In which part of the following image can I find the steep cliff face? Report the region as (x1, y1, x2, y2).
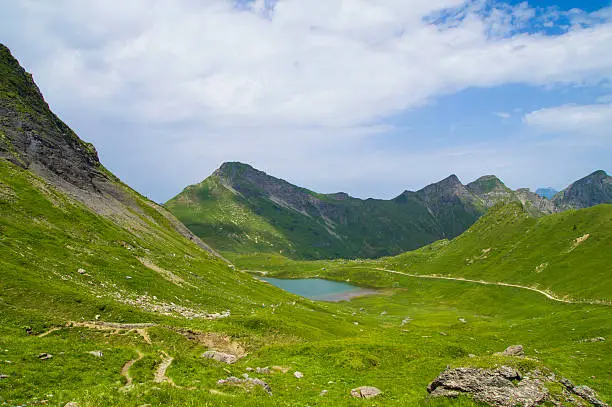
(0, 44, 102, 191)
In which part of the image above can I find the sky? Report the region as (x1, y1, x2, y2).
(1, 0, 611, 202)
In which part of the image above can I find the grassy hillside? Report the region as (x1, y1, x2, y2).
(165, 167, 445, 259)
(378, 202, 612, 302)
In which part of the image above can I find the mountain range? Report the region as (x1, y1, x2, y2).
(165, 162, 611, 259)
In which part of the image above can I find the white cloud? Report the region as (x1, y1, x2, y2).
(5, 1, 612, 128)
(524, 103, 612, 137)
(495, 112, 511, 119)
(1, 1, 611, 201)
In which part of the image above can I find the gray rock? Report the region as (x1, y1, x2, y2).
(572, 386, 607, 406)
(427, 366, 547, 407)
(319, 390, 328, 396)
(496, 345, 524, 357)
(202, 350, 237, 364)
(0, 374, 9, 379)
(38, 353, 53, 360)
(88, 350, 103, 357)
(217, 376, 272, 395)
(293, 371, 303, 379)
(350, 386, 382, 399)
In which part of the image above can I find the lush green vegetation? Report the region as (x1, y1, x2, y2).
(2, 159, 611, 406)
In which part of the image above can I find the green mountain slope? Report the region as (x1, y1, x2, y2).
(377, 202, 612, 302)
(167, 162, 610, 260)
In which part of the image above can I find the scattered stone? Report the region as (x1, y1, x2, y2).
(38, 353, 53, 360)
(320, 390, 328, 396)
(64, 403, 79, 407)
(0, 374, 9, 379)
(217, 376, 272, 395)
(88, 351, 103, 357)
(439, 332, 448, 336)
(255, 367, 270, 374)
(294, 371, 304, 379)
(459, 318, 467, 323)
(468, 354, 476, 358)
(350, 386, 382, 399)
(495, 345, 525, 357)
(400, 317, 412, 326)
(202, 350, 237, 364)
(77, 268, 86, 275)
(271, 366, 290, 373)
(353, 322, 359, 325)
(380, 311, 387, 315)
(578, 337, 606, 343)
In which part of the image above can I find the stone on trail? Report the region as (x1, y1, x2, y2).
(351, 386, 382, 399)
(496, 345, 525, 357)
(202, 350, 237, 364)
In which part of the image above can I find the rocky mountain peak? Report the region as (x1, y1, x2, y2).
(553, 169, 611, 209)
(0, 43, 102, 190)
(416, 174, 471, 202)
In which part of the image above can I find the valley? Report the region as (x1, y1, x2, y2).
(0, 41, 610, 407)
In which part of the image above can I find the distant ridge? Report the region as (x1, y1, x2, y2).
(166, 162, 611, 259)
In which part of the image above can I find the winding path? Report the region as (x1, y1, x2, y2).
(154, 351, 175, 385)
(372, 268, 610, 306)
(120, 349, 144, 388)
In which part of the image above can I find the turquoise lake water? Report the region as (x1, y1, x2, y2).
(261, 278, 377, 302)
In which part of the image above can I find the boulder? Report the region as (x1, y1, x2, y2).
(202, 350, 237, 364)
(496, 345, 524, 357)
(350, 386, 382, 399)
(427, 366, 547, 407)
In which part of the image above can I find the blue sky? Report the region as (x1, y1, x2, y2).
(1, 0, 611, 201)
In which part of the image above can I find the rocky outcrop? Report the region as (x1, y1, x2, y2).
(217, 376, 272, 395)
(427, 366, 547, 407)
(428, 365, 608, 407)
